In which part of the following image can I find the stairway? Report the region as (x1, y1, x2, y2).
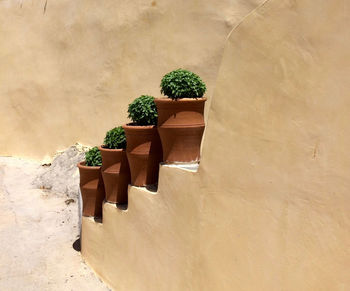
(81, 162, 201, 291)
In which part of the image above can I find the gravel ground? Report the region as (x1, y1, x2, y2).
(0, 157, 109, 291)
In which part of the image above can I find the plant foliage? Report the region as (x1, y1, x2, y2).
(127, 95, 158, 126)
(103, 126, 126, 149)
(85, 146, 102, 166)
(160, 69, 206, 99)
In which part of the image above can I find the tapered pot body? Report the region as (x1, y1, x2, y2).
(99, 146, 130, 204)
(155, 98, 207, 163)
(77, 162, 105, 217)
(122, 125, 162, 187)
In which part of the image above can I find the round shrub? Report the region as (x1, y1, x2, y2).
(160, 69, 206, 99)
(103, 126, 126, 149)
(127, 95, 158, 126)
(85, 147, 102, 166)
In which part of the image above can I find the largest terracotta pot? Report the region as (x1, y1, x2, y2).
(122, 124, 162, 187)
(154, 98, 207, 163)
(98, 146, 130, 204)
(77, 162, 105, 217)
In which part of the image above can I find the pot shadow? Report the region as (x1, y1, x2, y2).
(117, 203, 128, 210)
(72, 237, 81, 252)
(146, 183, 158, 193)
(94, 217, 102, 224)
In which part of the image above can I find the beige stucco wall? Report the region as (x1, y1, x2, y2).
(0, 0, 264, 159)
(82, 0, 350, 290)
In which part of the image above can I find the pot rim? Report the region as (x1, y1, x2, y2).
(77, 161, 101, 170)
(98, 145, 125, 152)
(122, 123, 157, 130)
(155, 97, 207, 102)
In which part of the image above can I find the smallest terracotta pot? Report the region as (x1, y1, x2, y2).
(77, 161, 105, 217)
(98, 146, 130, 204)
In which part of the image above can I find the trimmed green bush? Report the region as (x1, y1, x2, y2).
(127, 95, 158, 126)
(85, 147, 102, 166)
(103, 126, 126, 149)
(160, 69, 206, 99)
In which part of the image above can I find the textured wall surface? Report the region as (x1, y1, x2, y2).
(0, 0, 264, 159)
(198, 0, 350, 289)
(82, 0, 350, 290)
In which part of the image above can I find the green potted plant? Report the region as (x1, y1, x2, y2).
(77, 147, 105, 217)
(155, 69, 207, 163)
(98, 126, 130, 204)
(122, 95, 162, 187)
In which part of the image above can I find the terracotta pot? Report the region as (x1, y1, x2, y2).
(154, 97, 207, 163)
(77, 161, 105, 217)
(98, 146, 130, 204)
(122, 124, 163, 186)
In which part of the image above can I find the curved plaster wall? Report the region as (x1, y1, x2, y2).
(0, 0, 264, 159)
(82, 0, 350, 290)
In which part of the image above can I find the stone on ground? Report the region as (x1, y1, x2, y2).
(33, 143, 90, 198)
